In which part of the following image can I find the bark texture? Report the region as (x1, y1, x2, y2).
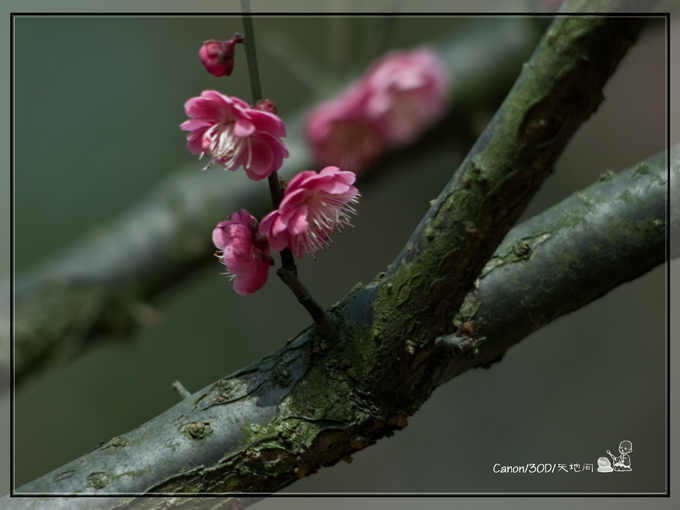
(7, 143, 670, 509)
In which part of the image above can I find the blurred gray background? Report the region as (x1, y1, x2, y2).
(2, 1, 678, 509)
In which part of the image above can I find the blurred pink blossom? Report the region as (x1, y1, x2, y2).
(199, 35, 243, 77)
(259, 166, 359, 258)
(305, 86, 386, 173)
(362, 47, 448, 144)
(213, 209, 274, 295)
(305, 47, 448, 172)
(180, 90, 289, 181)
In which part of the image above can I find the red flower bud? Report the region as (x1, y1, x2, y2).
(199, 34, 244, 77)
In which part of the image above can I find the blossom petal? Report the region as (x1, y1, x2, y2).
(249, 110, 287, 138)
(184, 94, 224, 120)
(241, 136, 276, 181)
(186, 128, 207, 155)
(234, 118, 256, 137)
(288, 205, 309, 235)
(232, 259, 270, 295)
(180, 119, 212, 131)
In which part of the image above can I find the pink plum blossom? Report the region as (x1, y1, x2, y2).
(304, 47, 448, 172)
(180, 90, 289, 181)
(199, 35, 244, 77)
(305, 85, 387, 173)
(361, 47, 448, 144)
(259, 166, 359, 258)
(213, 209, 274, 295)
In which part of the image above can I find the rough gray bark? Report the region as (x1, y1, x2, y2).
(439, 145, 672, 384)
(337, 6, 646, 414)
(7, 144, 670, 510)
(4, 4, 665, 508)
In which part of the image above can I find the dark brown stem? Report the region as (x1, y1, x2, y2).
(276, 267, 329, 327)
(239, 0, 262, 105)
(241, 0, 328, 326)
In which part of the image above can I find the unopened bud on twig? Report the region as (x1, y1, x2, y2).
(199, 34, 244, 77)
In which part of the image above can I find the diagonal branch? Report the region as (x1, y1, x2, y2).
(439, 145, 672, 384)
(335, 3, 645, 412)
(7, 143, 670, 510)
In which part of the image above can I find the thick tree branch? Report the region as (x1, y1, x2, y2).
(6, 143, 669, 509)
(4, 6, 663, 506)
(4, 16, 547, 386)
(337, 4, 645, 413)
(438, 145, 672, 384)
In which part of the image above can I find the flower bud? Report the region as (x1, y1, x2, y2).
(254, 99, 277, 115)
(199, 34, 244, 77)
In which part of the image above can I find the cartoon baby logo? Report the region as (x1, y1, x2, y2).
(603, 440, 633, 472)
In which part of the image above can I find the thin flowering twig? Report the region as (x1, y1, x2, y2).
(240, 1, 284, 209)
(276, 268, 329, 325)
(239, 0, 261, 104)
(8, 15, 548, 386)
(240, 0, 329, 326)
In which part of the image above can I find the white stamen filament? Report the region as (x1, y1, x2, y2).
(203, 122, 248, 171)
(246, 137, 253, 169)
(295, 191, 359, 257)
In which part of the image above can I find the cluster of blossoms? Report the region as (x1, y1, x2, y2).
(181, 60, 359, 294)
(182, 42, 445, 296)
(305, 47, 449, 172)
(208, 166, 358, 295)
